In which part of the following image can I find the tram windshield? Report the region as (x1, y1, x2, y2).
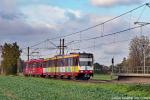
(79, 61, 92, 66)
(79, 53, 93, 66)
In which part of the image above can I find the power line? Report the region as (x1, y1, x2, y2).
(66, 23, 150, 46)
(66, 38, 131, 53)
(83, 24, 149, 41)
(30, 39, 58, 48)
(31, 23, 150, 55)
(29, 3, 150, 48)
(80, 39, 131, 50)
(55, 3, 147, 39)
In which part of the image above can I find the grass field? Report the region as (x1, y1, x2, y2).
(0, 75, 150, 100)
(92, 74, 112, 80)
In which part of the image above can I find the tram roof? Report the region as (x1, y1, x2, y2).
(44, 52, 93, 61)
(45, 53, 80, 60)
(26, 52, 93, 62)
(26, 59, 44, 63)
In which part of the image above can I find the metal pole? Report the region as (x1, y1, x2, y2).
(111, 57, 114, 79)
(112, 57, 114, 73)
(144, 47, 145, 74)
(62, 39, 65, 55)
(27, 47, 30, 61)
(60, 39, 62, 55)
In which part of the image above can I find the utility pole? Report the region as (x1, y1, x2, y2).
(27, 47, 30, 61)
(112, 57, 114, 74)
(111, 57, 114, 79)
(62, 39, 65, 55)
(143, 44, 146, 74)
(57, 39, 66, 55)
(60, 39, 62, 55)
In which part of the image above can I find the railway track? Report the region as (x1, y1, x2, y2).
(46, 77, 112, 83)
(73, 79, 111, 83)
(25, 75, 114, 83)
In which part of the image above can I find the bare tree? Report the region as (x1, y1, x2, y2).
(129, 35, 150, 72)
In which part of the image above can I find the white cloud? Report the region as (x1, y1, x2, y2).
(91, 0, 142, 7)
(22, 5, 82, 29)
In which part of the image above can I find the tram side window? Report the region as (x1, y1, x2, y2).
(39, 62, 43, 67)
(68, 58, 73, 66)
(28, 63, 30, 68)
(63, 59, 65, 66)
(57, 59, 60, 67)
(26, 63, 29, 68)
(43, 62, 47, 68)
(45, 61, 49, 68)
(36, 62, 39, 68)
(30, 63, 32, 68)
(51, 60, 55, 67)
(26, 63, 28, 67)
(30, 63, 33, 68)
(28, 63, 31, 68)
(59, 59, 61, 66)
(59, 59, 62, 67)
(48, 60, 51, 67)
(31, 63, 33, 68)
(64, 58, 69, 66)
(56, 59, 58, 67)
(58, 59, 61, 67)
(35, 62, 37, 68)
(43, 61, 47, 68)
(37, 62, 42, 68)
(68, 58, 71, 66)
(67, 58, 69, 66)
(33, 62, 36, 68)
(73, 57, 79, 66)
(60, 59, 64, 66)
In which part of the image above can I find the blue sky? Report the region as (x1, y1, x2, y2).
(20, 0, 147, 13)
(18, 0, 148, 15)
(0, 0, 150, 65)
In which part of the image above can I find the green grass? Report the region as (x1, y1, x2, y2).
(92, 74, 115, 80)
(0, 75, 150, 100)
